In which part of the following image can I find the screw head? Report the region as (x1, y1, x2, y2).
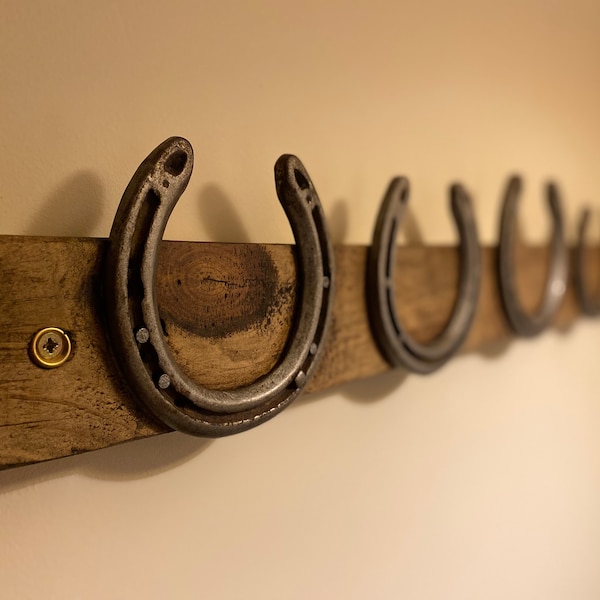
(29, 327, 72, 369)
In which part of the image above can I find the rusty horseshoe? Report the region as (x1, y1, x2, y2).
(104, 137, 334, 436)
(366, 177, 481, 373)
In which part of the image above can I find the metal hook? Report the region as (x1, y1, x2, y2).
(575, 208, 600, 316)
(366, 177, 481, 374)
(498, 176, 568, 336)
(104, 137, 334, 436)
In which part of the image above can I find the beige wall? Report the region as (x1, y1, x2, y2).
(2, 1, 600, 598)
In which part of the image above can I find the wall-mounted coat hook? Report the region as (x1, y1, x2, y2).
(498, 176, 568, 336)
(0, 138, 598, 469)
(366, 177, 481, 373)
(104, 137, 334, 436)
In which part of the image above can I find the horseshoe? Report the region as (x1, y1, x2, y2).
(575, 208, 600, 316)
(104, 137, 334, 436)
(498, 176, 568, 336)
(366, 177, 481, 374)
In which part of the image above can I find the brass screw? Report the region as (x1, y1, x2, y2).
(29, 327, 72, 369)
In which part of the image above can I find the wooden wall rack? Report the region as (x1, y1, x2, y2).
(0, 236, 595, 470)
(1, 137, 598, 471)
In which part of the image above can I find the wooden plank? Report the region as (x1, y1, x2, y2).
(0, 235, 597, 469)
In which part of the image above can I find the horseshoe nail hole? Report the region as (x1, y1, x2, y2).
(160, 317, 169, 337)
(385, 218, 399, 279)
(310, 343, 318, 355)
(164, 150, 188, 176)
(323, 276, 330, 289)
(306, 194, 313, 204)
(294, 169, 310, 190)
(162, 179, 170, 188)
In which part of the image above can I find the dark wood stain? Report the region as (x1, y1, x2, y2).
(157, 242, 290, 339)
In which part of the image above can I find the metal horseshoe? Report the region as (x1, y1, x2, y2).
(498, 176, 568, 336)
(104, 137, 334, 437)
(366, 177, 481, 374)
(575, 208, 600, 316)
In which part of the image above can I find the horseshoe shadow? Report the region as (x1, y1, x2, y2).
(26, 171, 105, 237)
(0, 433, 213, 492)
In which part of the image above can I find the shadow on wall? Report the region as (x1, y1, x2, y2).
(296, 368, 409, 409)
(399, 206, 425, 245)
(196, 183, 251, 243)
(0, 433, 213, 492)
(196, 184, 353, 245)
(0, 171, 521, 491)
(26, 171, 105, 237)
(327, 199, 349, 244)
(0, 369, 412, 493)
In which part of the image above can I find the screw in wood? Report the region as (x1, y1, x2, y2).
(29, 327, 72, 369)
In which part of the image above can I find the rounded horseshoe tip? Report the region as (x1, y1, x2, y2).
(546, 182, 562, 216)
(508, 175, 522, 196)
(450, 184, 471, 214)
(274, 154, 315, 206)
(388, 177, 410, 207)
(144, 136, 194, 177)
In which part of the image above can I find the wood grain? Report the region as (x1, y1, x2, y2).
(0, 235, 597, 469)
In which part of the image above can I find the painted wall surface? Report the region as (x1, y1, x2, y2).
(2, 1, 600, 598)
